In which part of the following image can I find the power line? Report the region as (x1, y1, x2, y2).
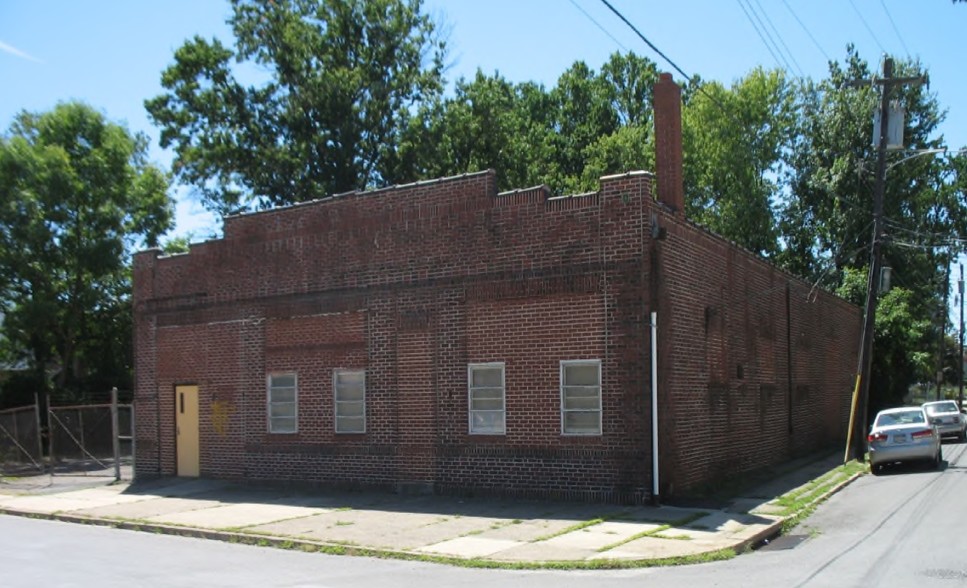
(735, 0, 788, 73)
(848, 0, 887, 54)
(567, 0, 628, 52)
(751, 0, 805, 78)
(597, 0, 692, 83)
(741, 0, 804, 78)
(806, 222, 875, 302)
(596, 0, 741, 125)
(781, 0, 830, 62)
(878, 0, 911, 59)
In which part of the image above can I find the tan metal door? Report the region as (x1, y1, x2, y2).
(175, 385, 200, 477)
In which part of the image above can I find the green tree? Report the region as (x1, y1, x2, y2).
(836, 268, 932, 409)
(546, 60, 620, 194)
(407, 52, 660, 195)
(398, 71, 555, 191)
(781, 47, 966, 405)
(146, 0, 446, 216)
(681, 68, 796, 256)
(578, 52, 659, 191)
(0, 102, 172, 403)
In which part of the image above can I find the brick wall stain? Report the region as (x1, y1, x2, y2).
(133, 169, 859, 503)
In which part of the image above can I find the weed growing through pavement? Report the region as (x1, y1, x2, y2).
(597, 511, 710, 551)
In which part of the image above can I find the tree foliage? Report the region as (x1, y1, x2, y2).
(146, 0, 446, 216)
(402, 52, 660, 195)
(143, 0, 964, 413)
(0, 102, 173, 403)
(781, 47, 966, 407)
(682, 68, 796, 256)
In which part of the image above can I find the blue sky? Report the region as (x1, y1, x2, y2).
(1, 0, 965, 244)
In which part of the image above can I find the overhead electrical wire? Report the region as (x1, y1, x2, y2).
(882, 219, 955, 243)
(597, 0, 692, 83)
(739, 0, 804, 78)
(848, 0, 887, 54)
(735, 0, 789, 74)
(878, 0, 911, 59)
(567, 0, 628, 52)
(596, 0, 735, 117)
(806, 222, 875, 301)
(751, 0, 804, 78)
(781, 0, 830, 62)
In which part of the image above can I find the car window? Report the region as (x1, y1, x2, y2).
(875, 414, 896, 427)
(878, 410, 924, 426)
(925, 402, 958, 415)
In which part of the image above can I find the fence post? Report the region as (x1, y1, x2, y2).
(111, 387, 120, 481)
(33, 392, 43, 472)
(78, 406, 85, 459)
(46, 393, 54, 474)
(131, 398, 137, 480)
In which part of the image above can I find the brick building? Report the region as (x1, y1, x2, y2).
(133, 75, 860, 502)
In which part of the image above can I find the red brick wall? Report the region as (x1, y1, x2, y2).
(133, 168, 858, 502)
(651, 210, 860, 495)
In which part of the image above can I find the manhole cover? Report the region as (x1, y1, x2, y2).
(757, 534, 808, 551)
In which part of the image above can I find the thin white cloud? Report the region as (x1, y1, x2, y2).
(0, 40, 42, 63)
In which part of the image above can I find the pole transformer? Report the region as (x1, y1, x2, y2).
(844, 57, 927, 462)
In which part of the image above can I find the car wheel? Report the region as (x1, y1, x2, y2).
(960, 429, 966, 443)
(933, 447, 943, 470)
(871, 463, 883, 476)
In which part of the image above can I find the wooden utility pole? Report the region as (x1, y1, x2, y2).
(938, 257, 951, 400)
(959, 264, 964, 410)
(845, 57, 928, 462)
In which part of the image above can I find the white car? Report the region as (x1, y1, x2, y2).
(868, 407, 942, 475)
(922, 400, 967, 441)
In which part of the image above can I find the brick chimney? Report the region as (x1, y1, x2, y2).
(653, 73, 684, 214)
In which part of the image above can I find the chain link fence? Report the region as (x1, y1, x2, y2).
(48, 389, 133, 478)
(0, 389, 133, 479)
(0, 403, 44, 474)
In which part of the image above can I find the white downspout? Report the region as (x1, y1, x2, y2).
(651, 311, 660, 503)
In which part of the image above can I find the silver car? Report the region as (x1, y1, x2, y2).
(922, 400, 967, 441)
(868, 407, 942, 475)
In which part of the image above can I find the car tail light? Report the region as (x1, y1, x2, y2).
(868, 432, 888, 442)
(911, 429, 935, 439)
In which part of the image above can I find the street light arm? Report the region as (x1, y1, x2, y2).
(886, 148, 948, 172)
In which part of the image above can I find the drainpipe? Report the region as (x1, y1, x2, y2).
(651, 311, 660, 504)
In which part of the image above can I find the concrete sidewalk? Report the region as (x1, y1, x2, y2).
(0, 453, 861, 568)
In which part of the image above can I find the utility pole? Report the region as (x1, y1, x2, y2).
(938, 256, 951, 400)
(959, 264, 964, 411)
(844, 57, 927, 462)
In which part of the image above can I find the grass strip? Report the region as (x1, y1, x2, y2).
(597, 511, 710, 552)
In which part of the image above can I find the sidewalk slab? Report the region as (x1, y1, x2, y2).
(74, 496, 222, 520)
(597, 535, 721, 560)
(541, 520, 664, 550)
(0, 451, 863, 569)
(417, 536, 526, 558)
(0, 487, 152, 514)
(144, 502, 327, 529)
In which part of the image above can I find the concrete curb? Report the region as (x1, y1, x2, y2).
(0, 507, 421, 562)
(0, 505, 736, 569)
(0, 468, 867, 569)
(738, 469, 865, 552)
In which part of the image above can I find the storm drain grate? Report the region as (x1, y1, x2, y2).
(922, 569, 967, 580)
(757, 534, 808, 551)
